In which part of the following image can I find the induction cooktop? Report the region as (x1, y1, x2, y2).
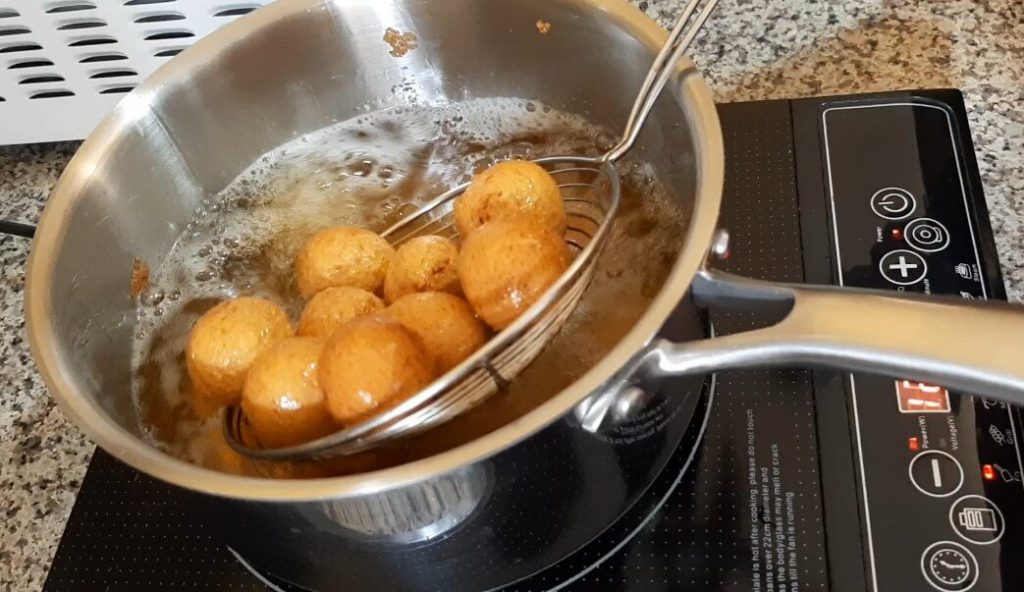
(40, 89, 1022, 592)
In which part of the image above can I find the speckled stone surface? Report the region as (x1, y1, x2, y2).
(1, 1, 1023, 590)
(662, 0, 1024, 300)
(0, 143, 93, 592)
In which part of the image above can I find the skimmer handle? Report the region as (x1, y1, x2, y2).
(604, 0, 719, 163)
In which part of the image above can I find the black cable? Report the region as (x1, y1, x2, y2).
(0, 220, 36, 239)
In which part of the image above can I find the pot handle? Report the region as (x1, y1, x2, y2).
(641, 269, 1024, 404)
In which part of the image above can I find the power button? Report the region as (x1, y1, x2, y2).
(871, 187, 917, 220)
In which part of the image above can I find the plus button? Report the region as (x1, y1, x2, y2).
(879, 250, 928, 286)
(889, 256, 919, 278)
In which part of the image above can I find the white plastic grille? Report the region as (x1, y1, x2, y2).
(0, 0, 272, 145)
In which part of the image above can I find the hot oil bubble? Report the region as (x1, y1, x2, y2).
(394, 202, 420, 220)
(596, 130, 618, 153)
(507, 143, 536, 161)
(472, 156, 497, 175)
(346, 158, 377, 177)
(140, 288, 165, 307)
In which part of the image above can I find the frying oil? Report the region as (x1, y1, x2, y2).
(132, 98, 688, 478)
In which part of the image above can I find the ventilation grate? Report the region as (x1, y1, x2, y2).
(88, 68, 136, 78)
(99, 84, 134, 93)
(143, 29, 194, 40)
(8, 58, 56, 68)
(57, 19, 109, 30)
(134, 12, 186, 23)
(0, 42, 44, 53)
(20, 74, 66, 84)
(31, 89, 75, 98)
(214, 6, 260, 18)
(0, 25, 32, 36)
(0, 0, 274, 145)
(68, 36, 116, 46)
(78, 52, 127, 62)
(45, 3, 98, 14)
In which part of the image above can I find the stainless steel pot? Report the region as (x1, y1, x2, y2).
(24, 0, 1024, 585)
(27, 0, 723, 501)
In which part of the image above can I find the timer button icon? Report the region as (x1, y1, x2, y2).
(871, 187, 917, 220)
(921, 541, 978, 591)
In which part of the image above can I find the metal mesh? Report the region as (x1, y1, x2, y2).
(226, 156, 621, 459)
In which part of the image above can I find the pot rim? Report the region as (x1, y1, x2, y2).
(25, 0, 724, 502)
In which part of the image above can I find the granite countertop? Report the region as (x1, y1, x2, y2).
(2, 0, 1022, 590)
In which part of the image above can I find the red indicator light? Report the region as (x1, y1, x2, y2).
(908, 437, 920, 451)
(983, 464, 997, 481)
(891, 228, 903, 240)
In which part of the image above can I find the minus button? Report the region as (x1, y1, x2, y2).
(909, 450, 964, 498)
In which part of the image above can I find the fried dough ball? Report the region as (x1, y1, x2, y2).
(458, 219, 571, 330)
(383, 235, 461, 303)
(297, 287, 384, 338)
(318, 315, 435, 425)
(295, 226, 395, 298)
(241, 337, 337, 449)
(386, 292, 488, 373)
(186, 297, 293, 409)
(454, 160, 565, 236)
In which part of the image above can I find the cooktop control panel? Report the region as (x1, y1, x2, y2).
(823, 102, 988, 298)
(805, 92, 1023, 591)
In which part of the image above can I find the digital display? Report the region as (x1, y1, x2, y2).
(896, 380, 951, 414)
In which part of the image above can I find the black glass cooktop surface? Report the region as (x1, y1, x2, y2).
(42, 90, 1023, 592)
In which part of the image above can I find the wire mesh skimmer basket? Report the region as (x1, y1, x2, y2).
(224, 0, 719, 460)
